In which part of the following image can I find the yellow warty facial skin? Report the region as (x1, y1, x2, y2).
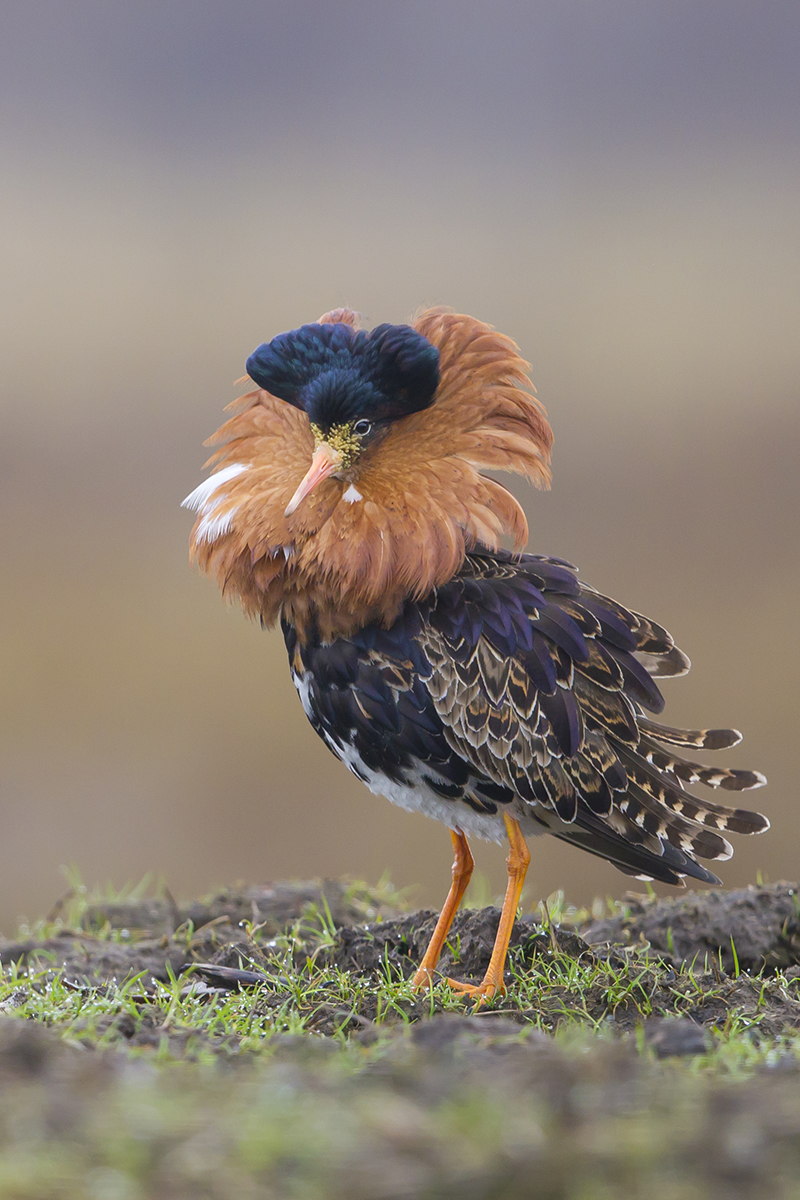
(310, 422, 364, 469)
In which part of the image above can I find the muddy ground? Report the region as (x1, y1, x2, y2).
(3, 882, 800, 1197)
(3, 1007, 800, 1199)
(2, 880, 800, 1050)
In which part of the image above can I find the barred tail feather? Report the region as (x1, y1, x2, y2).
(613, 744, 769, 840)
(617, 782, 734, 862)
(640, 735, 767, 792)
(638, 717, 743, 751)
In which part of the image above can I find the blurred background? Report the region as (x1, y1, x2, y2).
(1, 1, 798, 931)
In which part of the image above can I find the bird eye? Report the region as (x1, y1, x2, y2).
(353, 419, 372, 437)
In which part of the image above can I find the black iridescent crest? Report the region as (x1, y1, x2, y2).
(246, 322, 440, 431)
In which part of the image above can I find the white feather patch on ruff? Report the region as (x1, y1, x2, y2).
(182, 463, 247, 543)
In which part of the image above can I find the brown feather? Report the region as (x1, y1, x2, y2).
(189, 310, 553, 639)
(317, 307, 360, 327)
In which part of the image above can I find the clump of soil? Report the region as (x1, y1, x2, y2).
(582, 882, 800, 974)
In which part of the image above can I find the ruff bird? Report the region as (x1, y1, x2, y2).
(184, 307, 768, 1000)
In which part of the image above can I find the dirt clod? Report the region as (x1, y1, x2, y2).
(644, 1017, 709, 1058)
(582, 882, 800, 974)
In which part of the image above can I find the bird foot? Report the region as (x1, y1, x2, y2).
(411, 969, 506, 1006)
(441, 976, 507, 1006)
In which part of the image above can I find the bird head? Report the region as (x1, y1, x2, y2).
(245, 319, 441, 517)
(184, 308, 553, 639)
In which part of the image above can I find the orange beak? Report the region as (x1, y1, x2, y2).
(284, 442, 342, 517)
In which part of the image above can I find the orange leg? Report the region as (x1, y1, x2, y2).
(411, 829, 474, 990)
(444, 813, 531, 1004)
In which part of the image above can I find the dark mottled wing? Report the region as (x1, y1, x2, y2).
(414, 550, 768, 884)
(283, 548, 767, 887)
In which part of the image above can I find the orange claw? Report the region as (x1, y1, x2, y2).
(441, 976, 506, 1004)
